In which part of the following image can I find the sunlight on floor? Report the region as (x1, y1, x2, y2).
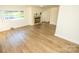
(6, 30, 27, 47)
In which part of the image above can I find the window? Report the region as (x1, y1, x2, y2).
(0, 10, 24, 20)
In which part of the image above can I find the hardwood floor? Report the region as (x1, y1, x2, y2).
(0, 23, 79, 53)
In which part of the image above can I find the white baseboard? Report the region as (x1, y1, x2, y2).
(0, 24, 30, 32)
(50, 22, 56, 26)
(0, 28, 10, 32)
(55, 34, 79, 45)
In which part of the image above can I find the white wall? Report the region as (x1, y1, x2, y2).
(40, 6, 59, 24)
(55, 5, 79, 44)
(41, 8, 50, 22)
(32, 7, 42, 14)
(0, 5, 33, 31)
(28, 6, 34, 25)
(50, 7, 59, 25)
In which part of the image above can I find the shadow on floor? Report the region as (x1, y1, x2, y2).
(0, 45, 3, 53)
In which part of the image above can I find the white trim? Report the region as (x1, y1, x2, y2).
(55, 33, 79, 45)
(50, 23, 56, 26)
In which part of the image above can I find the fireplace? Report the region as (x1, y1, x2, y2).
(34, 16, 40, 24)
(34, 12, 41, 24)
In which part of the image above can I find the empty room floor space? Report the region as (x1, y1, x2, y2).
(0, 23, 79, 53)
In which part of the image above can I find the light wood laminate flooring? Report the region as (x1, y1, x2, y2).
(0, 23, 79, 53)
